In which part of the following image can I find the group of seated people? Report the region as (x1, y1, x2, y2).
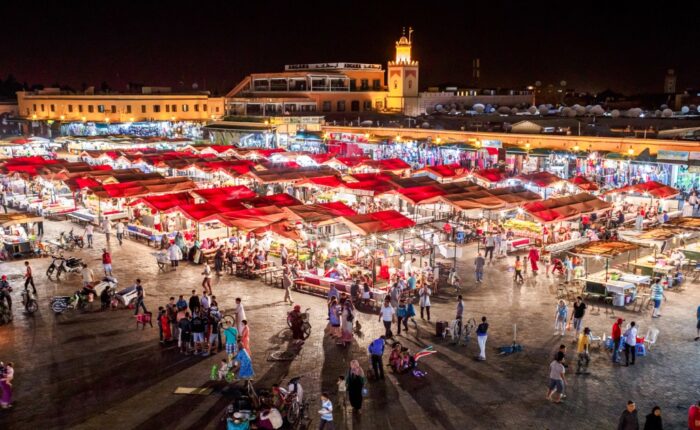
(389, 341, 416, 374)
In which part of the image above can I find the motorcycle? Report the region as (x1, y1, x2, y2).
(286, 307, 311, 339)
(50, 276, 119, 314)
(56, 256, 83, 280)
(68, 229, 85, 249)
(46, 255, 65, 278)
(21, 287, 38, 314)
(50, 290, 88, 314)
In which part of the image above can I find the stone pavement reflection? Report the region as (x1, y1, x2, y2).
(0, 219, 698, 429)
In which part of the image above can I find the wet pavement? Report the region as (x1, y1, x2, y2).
(0, 219, 698, 429)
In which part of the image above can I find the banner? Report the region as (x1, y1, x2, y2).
(657, 150, 688, 162)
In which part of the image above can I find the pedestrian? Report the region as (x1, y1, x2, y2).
(379, 299, 395, 338)
(336, 376, 347, 408)
(178, 312, 192, 354)
(24, 261, 36, 295)
(168, 242, 182, 270)
(484, 233, 495, 262)
(176, 294, 187, 311)
(239, 319, 250, 356)
(115, 220, 125, 246)
(102, 218, 111, 243)
(389, 283, 400, 309)
(191, 311, 206, 355)
(476, 316, 489, 361)
(456, 295, 464, 322)
(234, 297, 246, 333)
(345, 359, 365, 413)
(282, 268, 294, 305)
(201, 260, 212, 294)
(618, 401, 639, 430)
(102, 248, 112, 277)
(396, 297, 409, 335)
(623, 321, 638, 366)
(696, 304, 700, 341)
(80, 263, 94, 288)
(0, 361, 14, 409)
(200, 290, 210, 312)
(418, 284, 431, 321)
(0, 275, 12, 311)
(223, 319, 239, 360)
(570, 296, 587, 340)
(513, 256, 524, 283)
(611, 318, 624, 363)
(528, 245, 540, 273)
(85, 223, 94, 248)
(576, 327, 591, 374)
(650, 278, 666, 318)
(133, 278, 147, 315)
(475, 252, 485, 283)
(368, 335, 386, 380)
(280, 243, 288, 266)
(166, 297, 178, 341)
(318, 392, 335, 430)
(340, 299, 355, 346)
(546, 352, 566, 404)
(643, 406, 663, 430)
(689, 400, 700, 430)
(189, 290, 200, 314)
(554, 299, 568, 336)
(234, 341, 254, 379)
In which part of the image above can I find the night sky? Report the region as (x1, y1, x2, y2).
(4, 1, 700, 95)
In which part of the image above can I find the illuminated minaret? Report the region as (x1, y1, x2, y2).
(386, 27, 419, 114)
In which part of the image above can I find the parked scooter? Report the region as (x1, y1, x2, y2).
(50, 276, 119, 314)
(21, 286, 38, 314)
(50, 290, 88, 314)
(68, 229, 85, 249)
(55, 256, 83, 280)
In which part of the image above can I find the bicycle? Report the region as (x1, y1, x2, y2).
(287, 307, 311, 339)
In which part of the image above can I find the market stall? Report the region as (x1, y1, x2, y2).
(0, 212, 43, 259)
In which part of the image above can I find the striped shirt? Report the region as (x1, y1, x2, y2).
(320, 399, 333, 421)
(651, 284, 664, 300)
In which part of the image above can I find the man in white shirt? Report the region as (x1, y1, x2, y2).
(85, 223, 94, 248)
(623, 321, 638, 366)
(378, 299, 395, 338)
(102, 218, 112, 243)
(115, 221, 125, 246)
(81, 264, 94, 288)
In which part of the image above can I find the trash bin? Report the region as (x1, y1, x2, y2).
(613, 293, 625, 307)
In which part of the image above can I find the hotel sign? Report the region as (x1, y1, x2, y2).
(285, 63, 382, 71)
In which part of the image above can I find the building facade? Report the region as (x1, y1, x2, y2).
(16, 88, 225, 123)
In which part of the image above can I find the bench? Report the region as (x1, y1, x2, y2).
(293, 280, 381, 312)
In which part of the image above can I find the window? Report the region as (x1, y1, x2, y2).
(111, 105, 116, 113)
(126, 105, 132, 114)
(171, 104, 177, 112)
(350, 80, 357, 91)
(203, 104, 207, 111)
(32, 104, 36, 112)
(350, 100, 360, 112)
(165, 105, 170, 112)
(68, 105, 73, 113)
(361, 79, 369, 90)
(372, 79, 381, 90)
(50, 104, 55, 112)
(88, 105, 94, 113)
(393, 80, 398, 89)
(216, 107, 220, 112)
(363, 100, 372, 111)
(182, 104, 189, 112)
(41, 104, 45, 112)
(78, 105, 83, 113)
(97, 105, 105, 113)
(153, 105, 161, 113)
(337, 101, 346, 112)
(141, 105, 146, 113)
(322, 101, 331, 112)
(194, 104, 199, 112)
(408, 80, 412, 89)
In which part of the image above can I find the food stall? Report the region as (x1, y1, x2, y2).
(571, 240, 644, 307)
(0, 212, 43, 259)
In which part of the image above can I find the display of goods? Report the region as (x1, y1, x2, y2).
(503, 219, 542, 234)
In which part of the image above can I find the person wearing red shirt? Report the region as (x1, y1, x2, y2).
(24, 261, 36, 295)
(690, 401, 700, 430)
(102, 249, 113, 277)
(611, 318, 623, 364)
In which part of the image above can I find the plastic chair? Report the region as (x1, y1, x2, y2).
(644, 328, 659, 351)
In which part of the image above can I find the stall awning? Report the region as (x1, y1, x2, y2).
(191, 185, 256, 202)
(569, 176, 599, 191)
(248, 193, 302, 208)
(662, 217, 700, 231)
(471, 168, 508, 184)
(88, 177, 197, 199)
(337, 210, 416, 236)
(356, 158, 411, 172)
(606, 181, 679, 199)
(516, 171, 565, 188)
(522, 193, 612, 224)
(0, 212, 43, 227)
(413, 163, 470, 180)
(244, 166, 338, 184)
(396, 185, 447, 205)
(283, 202, 356, 226)
(253, 221, 302, 242)
(295, 175, 345, 188)
(570, 240, 640, 257)
(209, 206, 289, 230)
(129, 192, 195, 212)
(487, 186, 543, 206)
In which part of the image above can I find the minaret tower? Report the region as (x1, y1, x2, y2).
(387, 27, 419, 114)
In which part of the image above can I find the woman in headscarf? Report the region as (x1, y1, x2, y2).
(328, 296, 341, 338)
(234, 341, 255, 380)
(345, 359, 366, 412)
(340, 298, 355, 346)
(528, 245, 540, 273)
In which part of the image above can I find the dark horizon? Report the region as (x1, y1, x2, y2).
(3, 1, 700, 96)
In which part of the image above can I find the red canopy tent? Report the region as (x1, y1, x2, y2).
(606, 181, 679, 199)
(414, 163, 469, 181)
(208, 206, 289, 230)
(396, 185, 447, 205)
(569, 176, 599, 191)
(248, 193, 302, 208)
(471, 168, 508, 184)
(283, 202, 356, 226)
(295, 176, 345, 189)
(191, 185, 256, 202)
(517, 171, 565, 188)
(338, 210, 416, 236)
(356, 158, 411, 173)
(522, 193, 612, 224)
(129, 192, 195, 212)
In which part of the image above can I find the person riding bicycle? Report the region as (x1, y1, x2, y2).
(286, 376, 303, 404)
(289, 305, 305, 344)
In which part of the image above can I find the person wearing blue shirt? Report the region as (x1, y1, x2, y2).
(367, 335, 386, 379)
(650, 279, 665, 318)
(695, 305, 700, 341)
(407, 274, 416, 290)
(318, 392, 334, 429)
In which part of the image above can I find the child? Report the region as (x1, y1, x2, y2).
(514, 256, 524, 283)
(336, 376, 346, 407)
(217, 358, 230, 381)
(159, 307, 172, 342)
(318, 392, 334, 430)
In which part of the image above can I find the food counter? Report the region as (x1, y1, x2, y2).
(629, 256, 679, 277)
(577, 271, 640, 306)
(297, 272, 387, 302)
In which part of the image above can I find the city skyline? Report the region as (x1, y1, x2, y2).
(3, 1, 700, 95)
